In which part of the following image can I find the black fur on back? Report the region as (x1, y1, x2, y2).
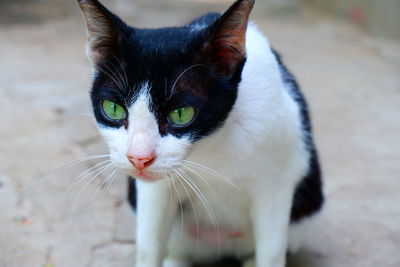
(272, 50, 324, 223)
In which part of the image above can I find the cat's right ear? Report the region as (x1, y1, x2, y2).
(78, 0, 127, 64)
(198, 0, 255, 78)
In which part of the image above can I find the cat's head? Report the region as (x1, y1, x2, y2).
(78, 0, 254, 181)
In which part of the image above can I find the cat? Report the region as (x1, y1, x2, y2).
(77, 0, 324, 266)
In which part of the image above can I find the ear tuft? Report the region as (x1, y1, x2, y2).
(78, 0, 123, 64)
(201, 0, 255, 77)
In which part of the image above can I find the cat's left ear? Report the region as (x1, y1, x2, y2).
(78, 0, 128, 64)
(200, 0, 255, 78)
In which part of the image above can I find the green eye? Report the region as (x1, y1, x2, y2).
(102, 100, 127, 121)
(168, 106, 196, 126)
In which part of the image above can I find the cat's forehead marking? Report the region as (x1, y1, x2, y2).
(129, 81, 151, 106)
(128, 84, 158, 134)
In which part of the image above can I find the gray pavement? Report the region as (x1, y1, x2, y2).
(0, 0, 399, 266)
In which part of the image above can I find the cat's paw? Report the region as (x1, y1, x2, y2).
(163, 258, 189, 267)
(243, 257, 255, 267)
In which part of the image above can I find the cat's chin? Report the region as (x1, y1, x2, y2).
(124, 169, 164, 182)
(135, 170, 161, 182)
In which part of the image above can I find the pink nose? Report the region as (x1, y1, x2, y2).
(127, 154, 156, 170)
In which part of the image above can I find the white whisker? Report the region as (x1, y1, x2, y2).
(183, 160, 240, 190)
(53, 154, 110, 173)
(58, 160, 111, 201)
(70, 163, 114, 213)
(108, 59, 128, 91)
(165, 171, 174, 210)
(169, 171, 185, 231)
(98, 63, 126, 93)
(102, 169, 120, 197)
(89, 168, 118, 205)
(60, 160, 112, 199)
(174, 169, 200, 249)
(168, 64, 206, 100)
(181, 164, 213, 191)
(112, 56, 129, 93)
(175, 168, 221, 249)
(107, 87, 130, 108)
(33, 154, 110, 192)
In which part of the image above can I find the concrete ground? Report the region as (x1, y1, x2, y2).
(0, 0, 399, 266)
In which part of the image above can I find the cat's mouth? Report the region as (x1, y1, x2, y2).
(136, 170, 159, 182)
(117, 160, 175, 182)
(128, 167, 165, 182)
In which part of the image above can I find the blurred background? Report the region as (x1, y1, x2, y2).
(0, 0, 399, 267)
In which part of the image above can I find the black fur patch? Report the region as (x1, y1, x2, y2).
(127, 177, 137, 211)
(272, 50, 324, 223)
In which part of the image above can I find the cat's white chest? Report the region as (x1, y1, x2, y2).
(183, 177, 250, 228)
(169, 174, 255, 260)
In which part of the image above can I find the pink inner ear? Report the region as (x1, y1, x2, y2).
(206, 30, 246, 76)
(89, 49, 102, 64)
(79, 0, 119, 64)
(214, 27, 246, 65)
(200, 0, 254, 76)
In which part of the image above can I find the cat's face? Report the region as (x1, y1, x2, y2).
(78, 0, 254, 181)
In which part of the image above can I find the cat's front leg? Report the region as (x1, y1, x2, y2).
(135, 179, 178, 267)
(251, 181, 294, 267)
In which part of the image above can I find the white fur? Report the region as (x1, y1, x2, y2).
(99, 24, 311, 267)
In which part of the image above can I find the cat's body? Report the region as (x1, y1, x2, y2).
(127, 23, 322, 266)
(78, 1, 323, 266)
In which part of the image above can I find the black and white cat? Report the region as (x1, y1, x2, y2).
(78, 0, 324, 266)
